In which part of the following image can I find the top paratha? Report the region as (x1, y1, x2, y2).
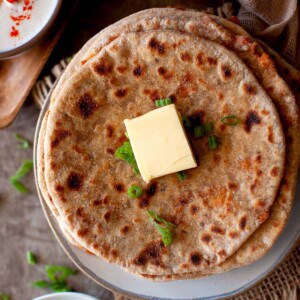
(44, 30, 285, 276)
(38, 8, 300, 280)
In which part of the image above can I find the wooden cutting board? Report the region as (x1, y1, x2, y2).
(0, 34, 61, 129)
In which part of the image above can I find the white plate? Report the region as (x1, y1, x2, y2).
(33, 292, 98, 300)
(34, 93, 300, 300)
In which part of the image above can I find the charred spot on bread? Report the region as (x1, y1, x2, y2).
(244, 111, 261, 133)
(77, 93, 99, 119)
(190, 252, 202, 266)
(67, 172, 84, 191)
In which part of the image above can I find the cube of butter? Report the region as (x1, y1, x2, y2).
(124, 104, 197, 182)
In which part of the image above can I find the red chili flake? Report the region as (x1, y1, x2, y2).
(11, 15, 27, 22)
(8, 0, 33, 38)
(10, 26, 19, 37)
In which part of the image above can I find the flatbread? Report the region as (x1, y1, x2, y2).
(53, 9, 299, 223)
(38, 8, 299, 280)
(43, 30, 285, 276)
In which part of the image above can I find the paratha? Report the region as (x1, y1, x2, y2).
(43, 30, 285, 276)
(38, 8, 300, 280)
(52, 9, 299, 224)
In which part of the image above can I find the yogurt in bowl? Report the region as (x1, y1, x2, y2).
(0, 0, 62, 59)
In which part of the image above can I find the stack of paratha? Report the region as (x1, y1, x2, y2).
(37, 8, 300, 280)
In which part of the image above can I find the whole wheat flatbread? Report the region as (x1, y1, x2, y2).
(38, 8, 298, 280)
(43, 30, 285, 276)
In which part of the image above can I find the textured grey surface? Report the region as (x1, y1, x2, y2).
(0, 102, 114, 300)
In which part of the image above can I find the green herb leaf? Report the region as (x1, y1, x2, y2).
(155, 98, 172, 107)
(208, 135, 218, 150)
(45, 265, 77, 283)
(32, 280, 50, 289)
(165, 98, 172, 105)
(194, 125, 204, 138)
(0, 294, 10, 300)
(9, 159, 33, 193)
(15, 133, 30, 149)
(9, 178, 29, 193)
(177, 171, 186, 181)
(127, 185, 143, 198)
(221, 115, 239, 126)
(33, 264, 77, 292)
(148, 211, 175, 246)
(49, 281, 72, 292)
(155, 100, 161, 107)
(115, 141, 139, 175)
(27, 251, 37, 265)
(11, 159, 33, 180)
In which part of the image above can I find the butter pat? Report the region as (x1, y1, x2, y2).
(124, 104, 197, 182)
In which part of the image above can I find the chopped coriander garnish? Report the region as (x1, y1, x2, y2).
(33, 265, 77, 293)
(177, 171, 186, 181)
(155, 98, 172, 107)
(115, 141, 139, 174)
(10, 179, 29, 193)
(15, 134, 30, 149)
(221, 115, 239, 126)
(48, 282, 72, 292)
(11, 159, 33, 180)
(182, 116, 192, 128)
(32, 280, 49, 288)
(204, 122, 213, 134)
(148, 210, 175, 246)
(208, 135, 218, 150)
(127, 185, 143, 198)
(27, 251, 37, 265)
(32, 280, 72, 292)
(194, 125, 204, 138)
(165, 98, 172, 105)
(45, 265, 77, 283)
(10, 159, 33, 193)
(125, 131, 129, 138)
(0, 294, 9, 300)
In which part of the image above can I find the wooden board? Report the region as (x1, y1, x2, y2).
(0, 35, 60, 128)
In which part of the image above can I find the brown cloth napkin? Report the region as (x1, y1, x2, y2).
(206, 0, 299, 69)
(237, 0, 299, 68)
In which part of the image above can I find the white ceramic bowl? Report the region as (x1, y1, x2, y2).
(32, 292, 99, 300)
(0, 0, 62, 59)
